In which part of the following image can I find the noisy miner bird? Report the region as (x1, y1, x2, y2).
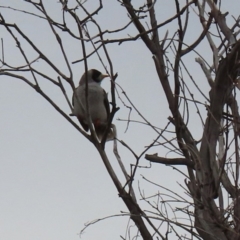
(72, 69, 114, 141)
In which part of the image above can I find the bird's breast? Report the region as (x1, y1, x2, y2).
(73, 85, 108, 124)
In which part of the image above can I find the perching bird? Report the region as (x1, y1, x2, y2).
(72, 69, 114, 141)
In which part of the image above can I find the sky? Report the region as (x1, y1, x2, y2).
(0, 1, 239, 240)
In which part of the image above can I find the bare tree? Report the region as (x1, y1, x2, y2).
(1, 0, 240, 239)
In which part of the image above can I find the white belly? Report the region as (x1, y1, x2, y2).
(73, 84, 108, 125)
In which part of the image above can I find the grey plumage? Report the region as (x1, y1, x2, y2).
(72, 69, 114, 141)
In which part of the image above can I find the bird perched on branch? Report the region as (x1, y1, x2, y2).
(72, 69, 114, 141)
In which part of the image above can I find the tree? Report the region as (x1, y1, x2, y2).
(1, 0, 240, 239)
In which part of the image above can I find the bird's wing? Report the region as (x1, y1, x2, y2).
(72, 87, 89, 132)
(103, 89, 110, 119)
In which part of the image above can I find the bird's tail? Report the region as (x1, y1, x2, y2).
(96, 124, 116, 142)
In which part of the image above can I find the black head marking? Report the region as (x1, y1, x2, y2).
(91, 69, 102, 82)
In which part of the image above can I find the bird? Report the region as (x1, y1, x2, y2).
(72, 69, 114, 141)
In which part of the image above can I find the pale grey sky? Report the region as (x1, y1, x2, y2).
(0, 1, 239, 240)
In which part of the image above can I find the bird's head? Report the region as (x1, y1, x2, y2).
(79, 69, 109, 86)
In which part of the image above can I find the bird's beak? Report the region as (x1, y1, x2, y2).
(101, 74, 109, 79)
